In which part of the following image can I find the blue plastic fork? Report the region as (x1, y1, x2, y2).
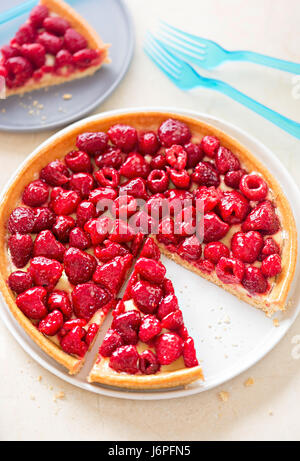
(0, 0, 76, 25)
(144, 33, 300, 140)
(157, 21, 300, 74)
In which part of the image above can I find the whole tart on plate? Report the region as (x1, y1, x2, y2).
(0, 111, 297, 387)
(0, 0, 110, 97)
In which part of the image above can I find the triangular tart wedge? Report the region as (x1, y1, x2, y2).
(88, 238, 204, 389)
(0, 0, 110, 97)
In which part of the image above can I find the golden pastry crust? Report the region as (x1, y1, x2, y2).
(0, 111, 297, 383)
(5, 0, 110, 97)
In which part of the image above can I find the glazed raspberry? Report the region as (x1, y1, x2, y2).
(165, 189, 193, 216)
(157, 218, 179, 245)
(113, 195, 137, 219)
(99, 329, 123, 357)
(8, 206, 35, 234)
(29, 5, 49, 28)
(95, 167, 120, 189)
(55, 49, 72, 67)
(108, 124, 137, 152)
(40, 160, 70, 186)
(5, 56, 33, 88)
(69, 172, 94, 198)
(131, 232, 145, 257)
(242, 201, 280, 235)
(60, 325, 88, 357)
(22, 179, 49, 207)
(183, 337, 198, 367)
(139, 131, 160, 156)
(240, 174, 268, 201)
(43, 16, 69, 36)
(216, 257, 245, 284)
(93, 254, 133, 294)
(161, 309, 183, 330)
(69, 227, 90, 250)
(51, 189, 80, 215)
(33, 230, 65, 262)
(72, 282, 111, 321)
(163, 278, 175, 296)
(158, 118, 191, 147)
(111, 311, 141, 344)
(64, 28, 87, 53)
(14, 23, 35, 45)
(37, 31, 63, 54)
(224, 169, 246, 189)
(231, 231, 263, 263)
(47, 290, 72, 319)
(146, 193, 168, 220)
(150, 153, 167, 170)
(259, 237, 280, 260)
(204, 241, 229, 264)
(138, 315, 162, 343)
(16, 287, 48, 320)
(33, 207, 55, 232)
(165, 145, 187, 171)
(261, 254, 282, 278)
(218, 191, 250, 225)
(8, 233, 33, 268)
(184, 142, 203, 168)
(202, 212, 229, 243)
(8, 270, 33, 294)
(174, 206, 196, 237)
(21, 43, 45, 68)
(200, 135, 220, 158)
(85, 323, 99, 347)
(140, 237, 161, 261)
(155, 333, 183, 365)
(139, 350, 160, 375)
(178, 235, 202, 261)
(95, 148, 123, 169)
(65, 150, 92, 173)
(119, 153, 150, 179)
(84, 216, 112, 245)
(197, 259, 215, 273)
(109, 345, 139, 374)
(119, 178, 148, 200)
(242, 266, 268, 294)
(52, 215, 75, 242)
(178, 325, 189, 340)
(191, 161, 220, 187)
(169, 168, 190, 189)
(38, 310, 63, 336)
(29, 256, 63, 291)
(76, 131, 108, 155)
(88, 186, 117, 205)
(193, 186, 222, 212)
(1, 45, 19, 61)
(64, 247, 96, 285)
(215, 147, 240, 174)
(135, 257, 166, 284)
(73, 49, 99, 68)
(131, 280, 163, 314)
(76, 201, 96, 228)
(129, 210, 157, 235)
(110, 219, 136, 243)
(60, 318, 87, 334)
(157, 294, 179, 320)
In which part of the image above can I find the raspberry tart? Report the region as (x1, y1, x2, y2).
(88, 237, 203, 389)
(0, 0, 110, 97)
(0, 111, 297, 387)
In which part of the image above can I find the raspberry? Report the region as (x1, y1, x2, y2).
(165, 189, 193, 216)
(224, 168, 246, 189)
(40, 160, 70, 186)
(139, 350, 160, 374)
(89, 187, 117, 205)
(43, 16, 69, 36)
(84, 216, 113, 245)
(29, 256, 63, 291)
(110, 219, 136, 243)
(14, 24, 35, 45)
(8, 270, 33, 294)
(108, 124, 138, 152)
(94, 240, 129, 262)
(242, 201, 280, 235)
(93, 254, 133, 294)
(193, 186, 222, 213)
(218, 191, 250, 225)
(50, 189, 80, 215)
(33, 230, 65, 262)
(95, 167, 120, 189)
(76, 201, 96, 228)
(64, 247, 96, 285)
(29, 5, 48, 29)
(113, 195, 137, 219)
(261, 254, 282, 278)
(69, 172, 94, 198)
(52, 215, 75, 242)
(157, 217, 179, 245)
(215, 147, 240, 174)
(95, 148, 123, 169)
(147, 169, 169, 194)
(242, 266, 268, 294)
(99, 329, 123, 357)
(72, 282, 111, 321)
(200, 135, 220, 158)
(140, 237, 161, 261)
(158, 118, 191, 147)
(38, 310, 63, 336)
(183, 337, 198, 367)
(146, 193, 169, 221)
(138, 315, 162, 343)
(240, 174, 268, 201)
(197, 259, 215, 274)
(165, 145, 187, 170)
(76, 131, 108, 155)
(69, 227, 90, 250)
(47, 290, 72, 319)
(8, 233, 33, 268)
(55, 49, 72, 67)
(33, 207, 55, 233)
(216, 257, 245, 284)
(119, 153, 150, 179)
(161, 309, 183, 330)
(37, 31, 63, 54)
(204, 241, 229, 264)
(184, 142, 203, 168)
(21, 43, 45, 68)
(109, 345, 139, 374)
(168, 168, 190, 189)
(131, 280, 163, 314)
(150, 153, 167, 170)
(231, 231, 263, 263)
(135, 257, 166, 284)
(5, 56, 33, 88)
(163, 278, 175, 296)
(139, 131, 160, 156)
(157, 294, 179, 320)
(155, 333, 183, 365)
(16, 287, 48, 320)
(72, 49, 99, 68)
(65, 150, 92, 173)
(60, 325, 88, 357)
(1, 45, 19, 61)
(202, 212, 229, 243)
(22, 179, 49, 207)
(174, 206, 196, 237)
(111, 311, 141, 345)
(85, 323, 99, 347)
(191, 161, 220, 187)
(8, 206, 35, 234)
(259, 237, 280, 261)
(178, 235, 202, 261)
(64, 28, 87, 53)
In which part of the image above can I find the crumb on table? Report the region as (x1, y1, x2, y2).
(244, 377, 254, 387)
(218, 391, 229, 402)
(273, 318, 280, 327)
(63, 93, 72, 100)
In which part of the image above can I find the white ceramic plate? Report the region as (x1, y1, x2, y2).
(0, 107, 299, 400)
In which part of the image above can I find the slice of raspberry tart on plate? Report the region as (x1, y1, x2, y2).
(88, 237, 204, 389)
(0, 0, 110, 97)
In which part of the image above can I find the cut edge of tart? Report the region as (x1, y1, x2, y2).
(1, 0, 110, 97)
(88, 237, 204, 389)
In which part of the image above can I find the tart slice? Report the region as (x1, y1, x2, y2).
(0, 0, 110, 97)
(88, 237, 204, 389)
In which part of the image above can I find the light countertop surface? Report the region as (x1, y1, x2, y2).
(0, 0, 299, 441)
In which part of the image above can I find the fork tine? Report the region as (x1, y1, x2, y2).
(157, 30, 206, 60)
(144, 35, 181, 81)
(146, 33, 182, 73)
(159, 21, 209, 49)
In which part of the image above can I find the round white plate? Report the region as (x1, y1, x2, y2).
(0, 107, 299, 400)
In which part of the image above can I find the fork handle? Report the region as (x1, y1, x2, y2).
(214, 80, 300, 139)
(229, 50, 300, 74)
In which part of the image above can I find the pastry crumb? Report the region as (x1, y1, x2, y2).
(273, 318, 279, 327)
(244, 377, 254, 387)
(37, 375, 42, 382)
(218, 391, 229, 402)
(63, 93, 72, 100)
(53, 391, 65, 402)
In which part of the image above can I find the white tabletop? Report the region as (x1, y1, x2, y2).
(0, 0, 299, 441)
